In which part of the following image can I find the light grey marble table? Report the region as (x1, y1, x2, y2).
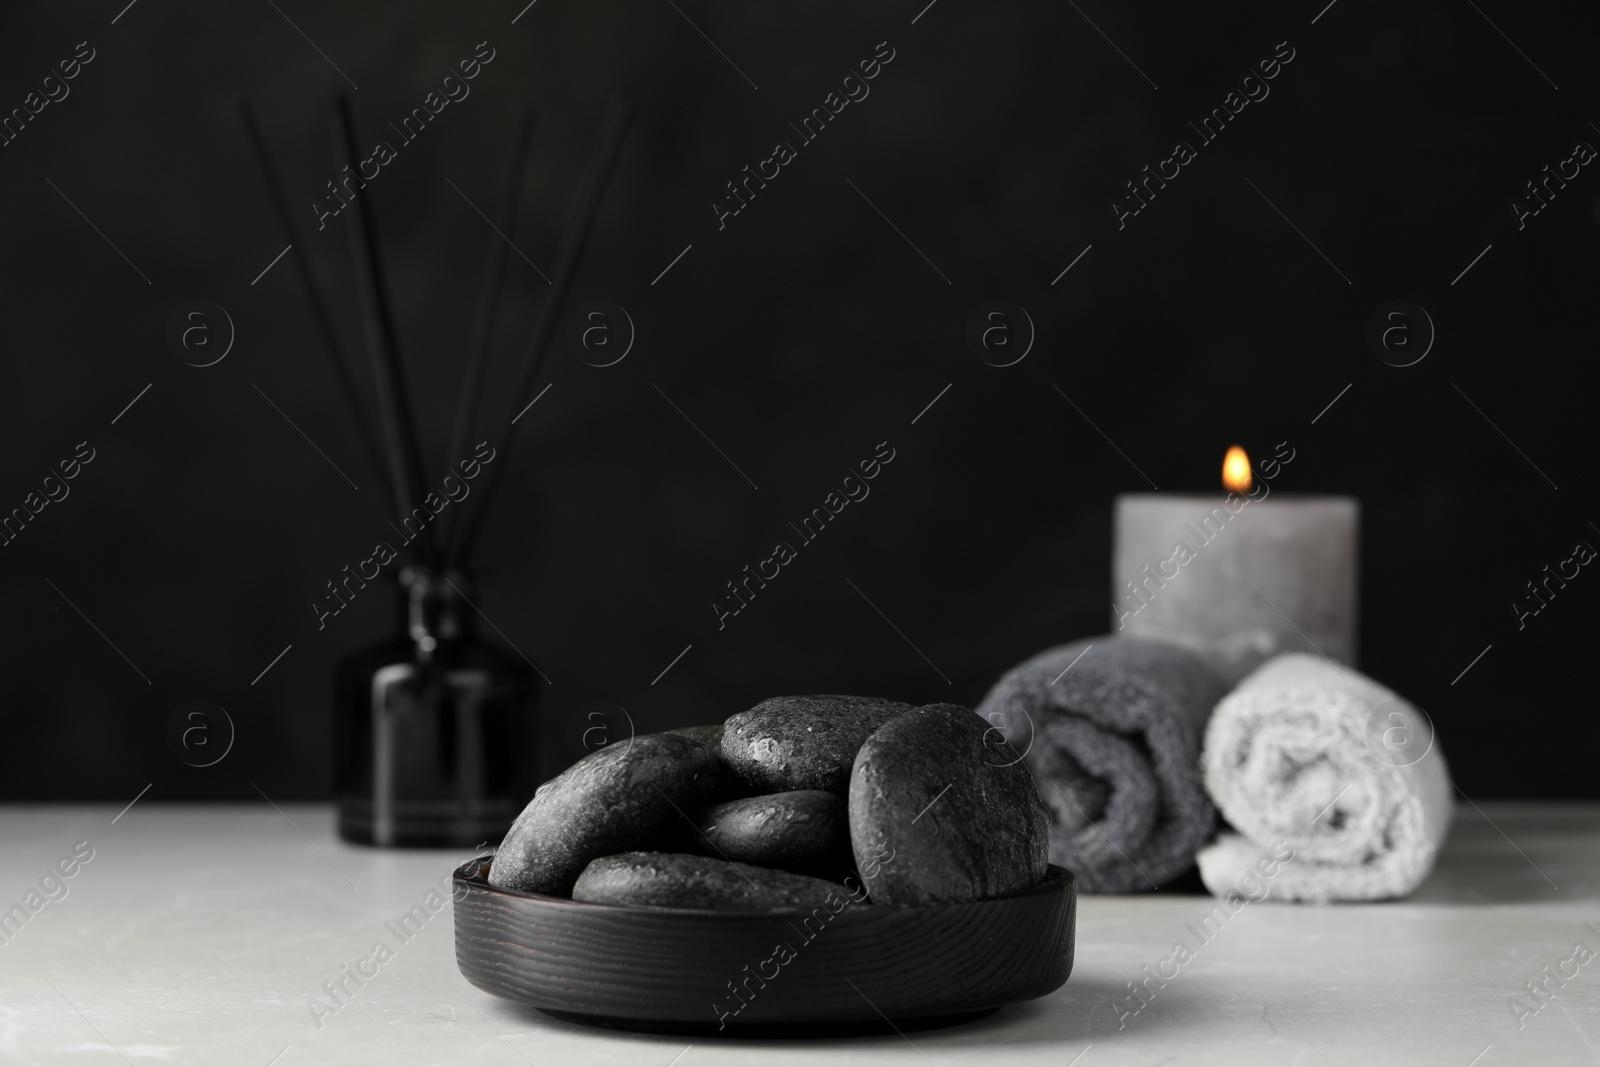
(2, 801, 1597, 1066)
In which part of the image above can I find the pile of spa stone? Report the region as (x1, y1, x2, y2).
(487, 696, 1051, 908)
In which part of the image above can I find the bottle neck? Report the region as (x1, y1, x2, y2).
(396, 566, 476, 660)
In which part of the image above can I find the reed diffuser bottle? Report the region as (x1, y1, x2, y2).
(334, 567, 537, 847)
(243, 91, 631, 848)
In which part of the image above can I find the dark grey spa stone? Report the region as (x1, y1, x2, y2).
(721, 695, 916, 795)
(695, 790, 847, 872)
(848, 703, 1050, 904)
(572, 851, 853, 910)
(667, 723, 725, 748)
(488, 733, 722, 896)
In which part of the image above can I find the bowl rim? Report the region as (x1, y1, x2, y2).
(453, 854, 1075, 917)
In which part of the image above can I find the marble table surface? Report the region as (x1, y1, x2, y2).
(2, 801, 1598, 1066)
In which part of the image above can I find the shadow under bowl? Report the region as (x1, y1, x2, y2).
(452, 856, 1075, 1036)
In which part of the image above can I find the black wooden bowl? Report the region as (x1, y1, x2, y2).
(452, 856, 1075, 1035)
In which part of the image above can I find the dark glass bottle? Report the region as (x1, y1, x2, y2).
(334, 566, 537, 847)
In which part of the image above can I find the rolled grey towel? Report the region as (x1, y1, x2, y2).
(977, 636, 1229, 893)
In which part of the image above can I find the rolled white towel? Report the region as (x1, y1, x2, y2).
(1197, 654, 1452, 903)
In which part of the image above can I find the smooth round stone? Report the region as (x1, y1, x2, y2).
(696, 790, 847, 872)
(572, 851, 853, 910)
(848, 703, 1050, 904)
(488, 733, 722, 896)
(667, 723, 724, 748)
(722, 695, 915, 795)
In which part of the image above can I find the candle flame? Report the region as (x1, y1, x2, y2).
(1222, 445, 1252, 493)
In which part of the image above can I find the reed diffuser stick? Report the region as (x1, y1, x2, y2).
(439, 108, 537, 549)
(239, 99, 397, 516)
(447, 94, 634, 565)
(331, 97, 436, 564)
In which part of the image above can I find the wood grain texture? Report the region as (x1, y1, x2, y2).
(453, 857, 1075, 1033)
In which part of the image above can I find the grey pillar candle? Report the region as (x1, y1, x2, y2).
(1111, 445, 1358, 685)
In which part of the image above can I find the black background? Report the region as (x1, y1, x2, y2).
(1, 0, 1594, 801)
